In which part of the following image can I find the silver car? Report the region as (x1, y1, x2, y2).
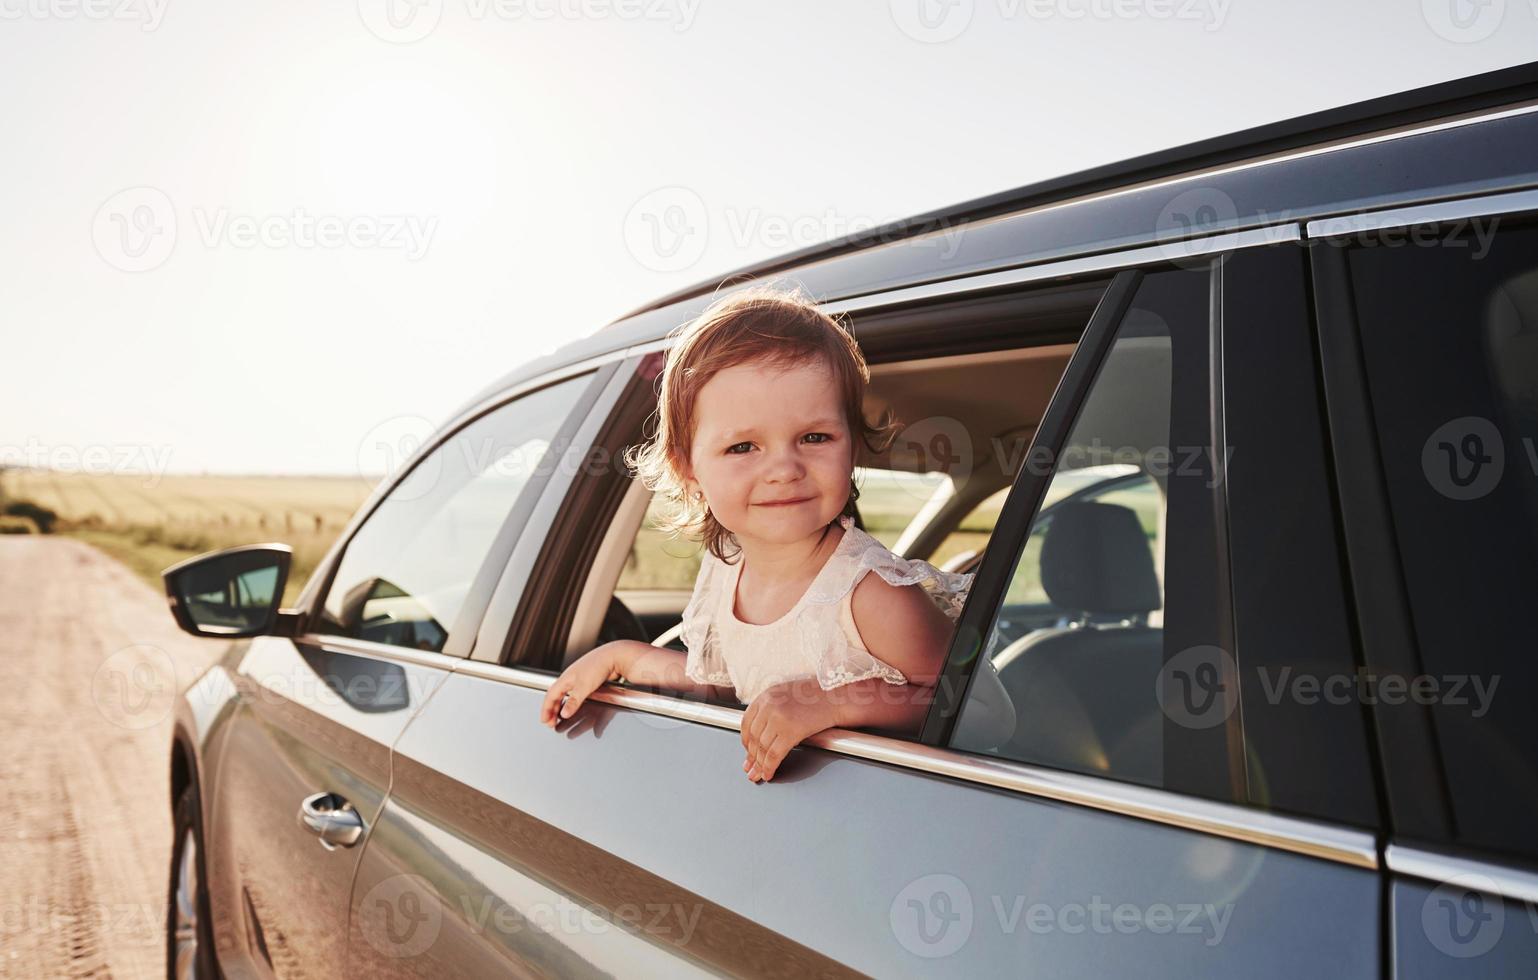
(161, 62, 1538, 978)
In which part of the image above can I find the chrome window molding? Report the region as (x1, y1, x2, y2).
(615, 225, 1303, 364)
(452, 658, 1378, 871)
(1386, 844, 1538, 906)
(299, 633, 469, 673)
(1001, 99, 1538, 233)
(1306, 186, 1538, 240)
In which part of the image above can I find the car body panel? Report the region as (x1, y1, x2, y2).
(346, 672, 1378, 976)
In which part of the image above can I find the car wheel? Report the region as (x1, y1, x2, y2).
(167, 779, 219, 980)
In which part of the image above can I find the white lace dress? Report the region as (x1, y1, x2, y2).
(680, 514, 976, 704)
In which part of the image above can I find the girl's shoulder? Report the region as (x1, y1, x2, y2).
(809, 516, 976, 621)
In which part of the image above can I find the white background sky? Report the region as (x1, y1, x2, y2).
(2, 0, 1533, 477)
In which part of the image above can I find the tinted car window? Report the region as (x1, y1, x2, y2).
(318, 376, 589, 651)
(1349, 219, 1538, 860)
(949, 269, 1240, 799)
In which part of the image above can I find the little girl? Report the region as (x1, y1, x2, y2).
(538, 284, 975, 782)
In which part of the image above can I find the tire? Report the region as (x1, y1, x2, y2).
(167, 778, 220, 980)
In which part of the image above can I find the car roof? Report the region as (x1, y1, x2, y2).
(464, 61, 1538, 417)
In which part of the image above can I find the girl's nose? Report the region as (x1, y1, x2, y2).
(762, 444, 807, 482)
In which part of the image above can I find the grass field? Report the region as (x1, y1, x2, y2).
(2, 468, 376, 607)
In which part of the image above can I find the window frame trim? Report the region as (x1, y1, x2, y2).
(1308, 236, 1456, 846)
(302, 363, 615, 658)
(917, 268, 1146, 745)
(1308, 198, 1538, 863)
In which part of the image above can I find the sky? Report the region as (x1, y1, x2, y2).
(1, 0, 1533, 478)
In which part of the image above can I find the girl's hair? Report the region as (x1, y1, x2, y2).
(624, 282, 900, 563)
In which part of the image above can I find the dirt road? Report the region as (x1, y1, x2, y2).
(0, 537, 224, 979)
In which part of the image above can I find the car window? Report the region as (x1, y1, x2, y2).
(928, 486, 1005, 570)
(948, 268, 1238, 799)
(616, 491, 704, 592)
(852, 466, 950, 550)
(1347, 217, 1538, 860)
(316, 376, 589, 651)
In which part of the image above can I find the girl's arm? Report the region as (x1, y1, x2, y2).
(824, 675, 937, 737)
(539, 640, 734, 727)
(608, 640, 733, 701)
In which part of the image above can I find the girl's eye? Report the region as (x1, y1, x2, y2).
(725, 433, 833, 454)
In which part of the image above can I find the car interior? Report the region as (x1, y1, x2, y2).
(547, 278, 1176, 785)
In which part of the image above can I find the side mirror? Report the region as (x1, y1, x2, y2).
(162, 543, 299, 638)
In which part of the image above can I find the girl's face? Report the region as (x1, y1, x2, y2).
(684, 357, 854, 548)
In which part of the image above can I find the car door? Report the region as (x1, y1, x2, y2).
(1310, 195, 1538, 977)
(347, 240, 1384, 976)
(201, 369, 596, 977)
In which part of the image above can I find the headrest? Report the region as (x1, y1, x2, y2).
(1040, 501, 1161, 614)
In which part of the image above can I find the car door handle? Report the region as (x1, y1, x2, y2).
(297, 792, 365, 850)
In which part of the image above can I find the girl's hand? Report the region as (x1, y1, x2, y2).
(540, 645, 622, 728)
(740, 678, 839, 782)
